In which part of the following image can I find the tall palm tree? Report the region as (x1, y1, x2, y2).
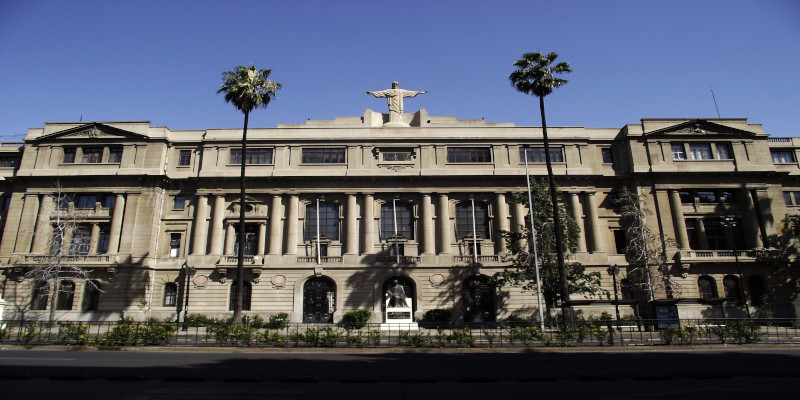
(509, 52, 572, 317)
(218, 64, 281, 323)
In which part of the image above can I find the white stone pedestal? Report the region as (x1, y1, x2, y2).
(381, 306, 418, 330)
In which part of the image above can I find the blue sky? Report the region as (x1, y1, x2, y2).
(1, 0, 798, 140)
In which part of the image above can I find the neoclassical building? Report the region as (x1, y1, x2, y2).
(0, 107, 798, 323)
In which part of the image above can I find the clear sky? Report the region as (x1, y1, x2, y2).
(1, 0, 798, 140)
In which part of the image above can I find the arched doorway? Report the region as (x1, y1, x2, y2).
(382, 277, 416, 318)
(462, 275, 496, 323)
(303, 277, 336, 323)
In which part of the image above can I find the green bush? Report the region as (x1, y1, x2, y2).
(398, 330, 428, 347)
(448, 327, 475, 347)
(341, 309, 372, 329)
(241, 314, 265, 329)
(58, 323, 89, 345)
(185, 313, 214, 327)
(267, 312, 289, 329)
(258, 329, 288, 347)
(424, 309, 452, 323)
(509, 326, 542, 345)
(368, 330, 384, 347)
(729, 321, 761, 344)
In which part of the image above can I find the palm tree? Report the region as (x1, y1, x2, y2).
(218, 64, 281, 323)
(509, 52, 572, 318)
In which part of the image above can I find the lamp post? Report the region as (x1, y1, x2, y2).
(720, 217, 751, 320)
(181, 263, 196, 331)
(607, 264, 621, 330)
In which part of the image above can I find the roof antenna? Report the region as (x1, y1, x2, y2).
(79, 115, 83, 121)
(709, 86, 721, 118)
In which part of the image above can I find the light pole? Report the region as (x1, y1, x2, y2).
(607, 264, 621, 330)
(720, 217, 751, 320)
(181, 263, 196, 331)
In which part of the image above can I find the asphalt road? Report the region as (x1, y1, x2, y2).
(1, 346, 798, 399)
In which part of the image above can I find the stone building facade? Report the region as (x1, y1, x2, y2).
(0, 108, 798, 323)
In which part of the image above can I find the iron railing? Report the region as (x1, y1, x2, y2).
(1, 318, 798, 348)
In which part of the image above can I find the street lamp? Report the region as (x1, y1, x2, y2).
(181, 263, 196, 331)
(607, 264, 621, 330)
(720, 217, 751, 320)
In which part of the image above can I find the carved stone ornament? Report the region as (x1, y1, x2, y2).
(216, 267, 228, 283)
(251, 268, 262, 284)
(271, 274, 287, 288)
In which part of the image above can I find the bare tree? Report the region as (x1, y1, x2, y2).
(25, 185, 100, 321)
(617, 188, 681, 301)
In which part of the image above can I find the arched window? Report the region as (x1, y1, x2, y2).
(304, 201, 340, 241)
(462, 275, 495, 323)
(723, 275, 741, 301)
(380, 201, 414, 240)
(303, 277, 336, 323)
(82, 281, 101, 311)
(697, 276, 717, 299)
(748, 276, 767, 305)
(57, 280, 75, 310)
(229, 282, 252, 311)
(164, 283, 178, 307)
(31, 280, 49, 310)
(455, 201, 490, 240)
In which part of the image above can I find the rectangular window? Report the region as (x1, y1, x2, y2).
(173, 195, 186, 210)
(56, 281, 75, 310)
(69, 226, 90, 255)
(169, 233, 181, 258)
(449, 147, 492, 163)
(784, 191, 800, 206)
(234, 225, 259, 256)
(164, 284, 177, 307)
(519, 147, 563, 163)
(178, 149, 192, 166)
(2, 196, 10, 211)
(613, 230, 627, 254)
(304, 202, 340, 241)
(82, 147, 103, 163)
(108, 147, 123, 163)
(697, 191, 717, 204)
(703, 220, 726, 250)
(301, 148, 346, 164)
(102, 195, 116, 209)
(679, 191, 693, 204)
(715, 143, 733, 160)
(689, 143, 713, 160)
(0, 156, 19, 168)
(63, 148, 76, 163)
(601, 147, 613, 164)
(720, 191, 736, 203)
(671, 144, 686, 160)
(380, 202, 415, 240)
(771, 150, 796, 163)
(381, 149, 414, 162)
(75, 195, 97, 209)
(230, 148, 273, 165)
(455, 202, 490, 240)
(97, 224, 110, 254)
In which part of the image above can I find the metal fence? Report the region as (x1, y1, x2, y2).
(1, 319, 798, 348)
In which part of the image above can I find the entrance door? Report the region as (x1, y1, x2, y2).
(303, 277, 335, 323)
(462, 276, 495, 323)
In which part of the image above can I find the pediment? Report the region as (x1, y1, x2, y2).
(644, 119, 756, 138)
(37, 122, 148, 141)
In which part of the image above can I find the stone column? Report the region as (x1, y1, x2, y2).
(268, 195, 283, 254)
(88, 223, 101, 254)
(14, 194, 39, 253)
(696, 219, 709, 250)
(669, 190, 690, 249)
(191, 195, 209, 255)
(438, 194, 451, 254)
(32, 195, 53, 253)
(512, 202, 526, 250)
(107, 194, 125, 254)
(569, 192, 587, 252)
(284, 195, 298, 255)
(740, 189, 763, 248)
(345, 194, 359, 255)
(362, 194, 375, 254)
(421, 194, 435, 255)
(496, 193, 510, 254)
(224, 222, 235, 255)
(257, 222, 266, 255)
(585, 192, 603, 252)
(209, 195, 225, 255)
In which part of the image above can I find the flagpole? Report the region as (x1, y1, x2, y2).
(471, 198, 478, 264)
(316, 198, 321, 265)
(392, 198, 400, 263)
(525, 146, 545, 331)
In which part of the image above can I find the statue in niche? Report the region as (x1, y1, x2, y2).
(366, 81, 427, 125)
(385, 279, 408, 308)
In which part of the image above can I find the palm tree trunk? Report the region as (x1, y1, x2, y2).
(539, 96, 570, 319)
(232, 111, 249, 324)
